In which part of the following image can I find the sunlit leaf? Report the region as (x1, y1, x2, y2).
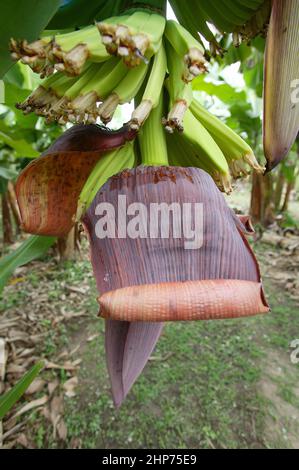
(192, 75, 246, 104)
(0, 121, 38, 157)
(0, 166, 18, 180)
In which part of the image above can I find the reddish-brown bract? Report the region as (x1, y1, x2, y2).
(98, 279, 269, 322)
(84, 166, 266, 293)
(15, 124, 136, 237)
(83, 166, 268, 405)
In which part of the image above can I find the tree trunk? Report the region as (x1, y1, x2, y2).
(250, 172, 275, 227)
(1, 193, 13, 244)
(250, 173, 264, 224)
(7, 181, 21, 234)
(281, 181, 295, 213)
(274, 168, 285, 211)
(57, 226, 76, 261)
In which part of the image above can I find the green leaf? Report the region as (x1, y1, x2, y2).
(3, 81, 32, 106)
(0, 166, 18, 180)
(192, 75, 246, 104)
(0, 177, 8, 194)
(243, 62, 263, 97)
(2, 65, 40, 128)
(220, 42, 252, 67)
(0, 121, 39, 157)
(0, 0, 60, 78)
(2, 63, 25, 88)
(0, 235, 56, 293)
(0, 362, 44, 420)
(47, 0, 118, 29)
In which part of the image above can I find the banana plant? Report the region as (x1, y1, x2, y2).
(1, 0, 297, 406)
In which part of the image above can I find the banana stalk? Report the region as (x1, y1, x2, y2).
(263, 0, 299, 170)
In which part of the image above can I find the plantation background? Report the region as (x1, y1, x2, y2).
(1, 2, 299, 449)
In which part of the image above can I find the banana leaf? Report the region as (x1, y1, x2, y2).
(0, 235, 55, 294)
(0, 361, 44, 419)
(0, 0, 60, 77)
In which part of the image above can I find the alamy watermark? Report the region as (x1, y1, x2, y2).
(290, 339, 299, 364)
(94, 195, 204, 250)
(290, 79, 299, 104)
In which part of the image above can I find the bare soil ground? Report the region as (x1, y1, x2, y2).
(1, 227, 299, 448)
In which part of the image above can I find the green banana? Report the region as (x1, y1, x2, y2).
(77, 141, 136, 220)
(10, 25, 110, 78)
(64, 58, 128, 123)
(163, 41, 193, 133)
(98, 61, 148, 123)
(138, 90, 168, 166)
(167, 131, 212, 175)
(182, 109, 231, 193)
(167, 132, 231, 193)
(130, 43, 167, 130)
(164, 20, 206, 82)
(190, 99, 264, 176)
(98, 11, 165, 66)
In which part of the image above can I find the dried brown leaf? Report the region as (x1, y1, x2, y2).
(50, 395, 64, 424)
(87, 334, 99, 342)
(11, 395, 48, 419)
(63, 376, 78, 398)
(16, 433, 29, 448)
(25, 378, 46, 395)
(57, 419, 67, 441)
(0, 338, 7, 381)
(48, 379, 59, 396)
(45, 360, 79, 371)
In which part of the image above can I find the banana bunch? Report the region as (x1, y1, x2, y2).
(10, 25, 110, 78)
(97, 10, 166, 67)
(136, 85, 263, 194)
(16, 57, 148, 125)
(13, 10, 264, 194)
